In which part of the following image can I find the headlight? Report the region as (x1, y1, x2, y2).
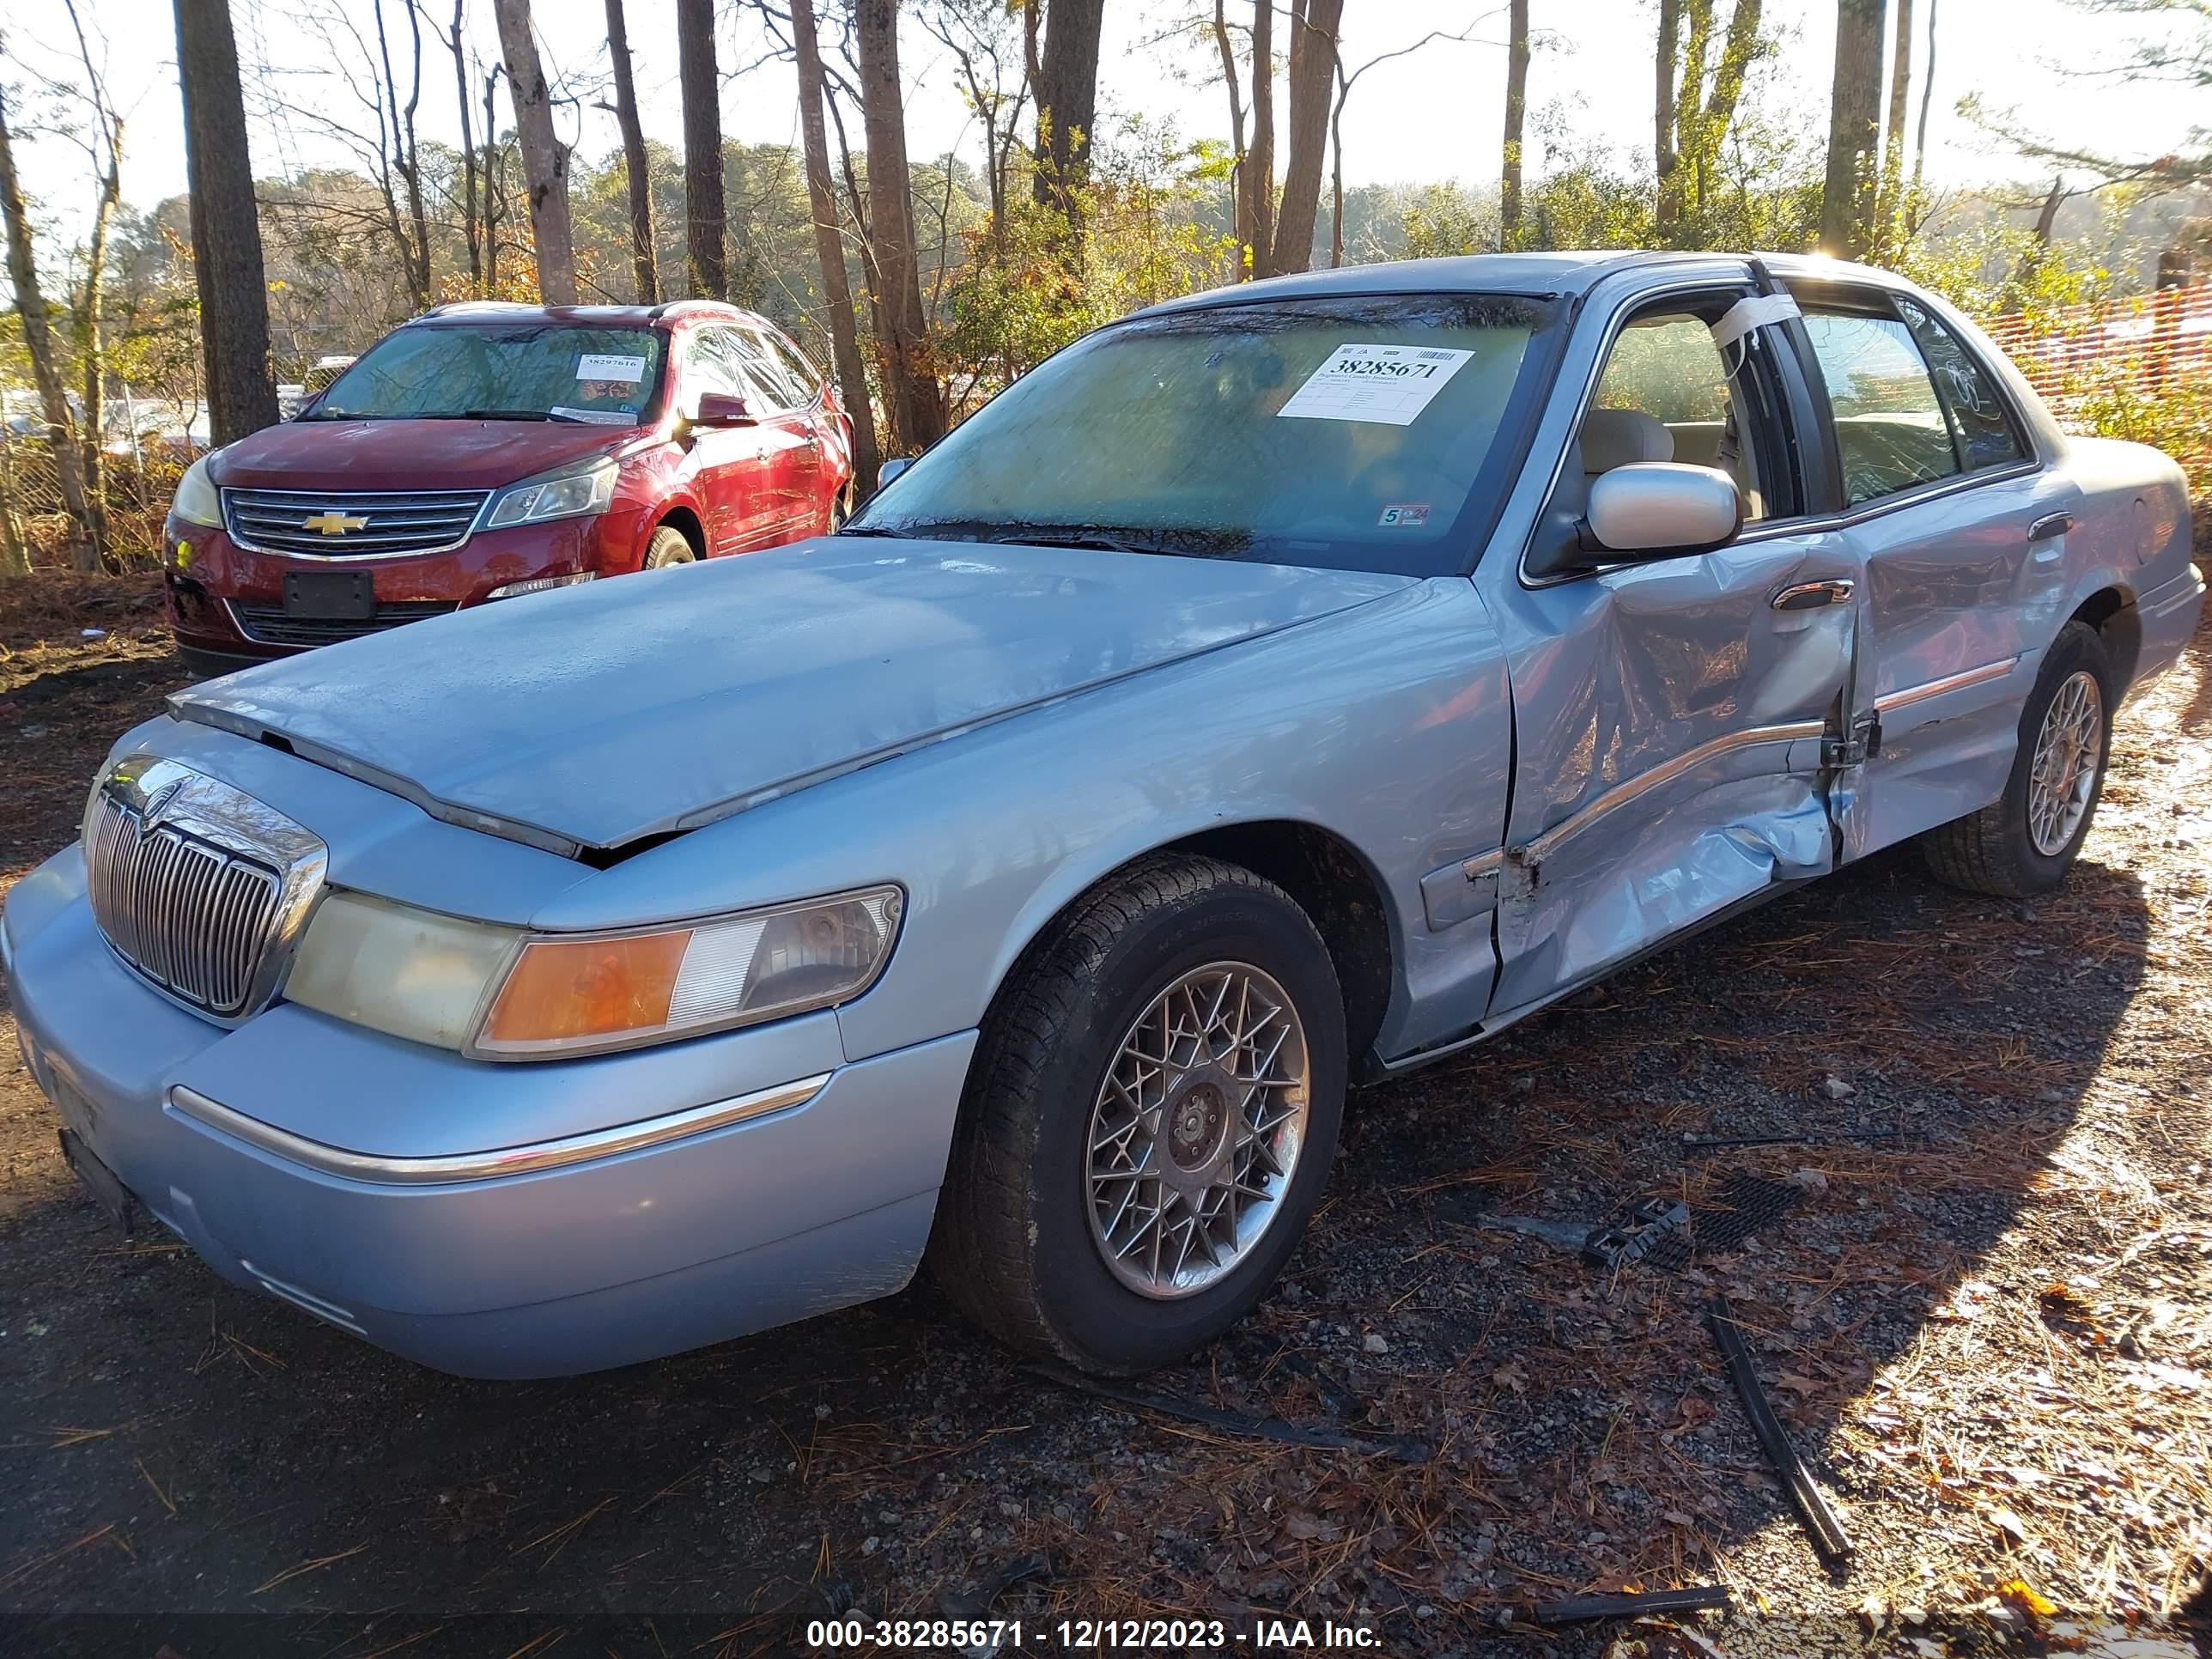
(473, 886, 903, 1058)
(284, 893, 522, 1049)
(282, 885, 902, 1059)
(170, 453, 222, 527)
(483, 455, 618, 530)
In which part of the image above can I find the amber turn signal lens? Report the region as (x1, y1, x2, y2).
(480, 929, 693, 1047)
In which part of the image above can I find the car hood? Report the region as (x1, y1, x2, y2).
(170, 538, 1412, 854)
(210, 418, 640, 492)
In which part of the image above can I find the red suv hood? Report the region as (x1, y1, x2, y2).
(210, 418, 642, 492)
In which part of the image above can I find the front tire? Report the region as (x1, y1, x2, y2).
(1920, 619, 2115, 896)
(642, 526, 696, 569)
(931, 855, 1346, 1374)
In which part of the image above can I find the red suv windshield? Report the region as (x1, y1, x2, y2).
(305, 325, 667, 427)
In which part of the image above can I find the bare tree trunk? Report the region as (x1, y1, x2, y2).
(373, 0, 434, 309)
(1212, 0, 1249, 278)
(1501, 0, 1531, 244)
(1909, 0, 1936, 214)
(1029, 0, 1105, 217)
(1820, 0, 1887, 259)
(793, 0, 881, 492)
(171, 0, 279, 446)
(2032, 175, 2065, 245)
(445, 1, 483, 293)
(1878, 0, 1913, 245)
(491, 0, 577, 303)
(605, 0, 658, 302)
(1667, 0, 1717, 220)
(1265, 0, 1340, 277)
(0, 436, 30, 581)
(855, 0, 942, 452)
(1655, 0, 1680, 222)
(483, 64, 504, 292)
(677, 0, 728, 299)
(1328, 51, 1346, 268)
(63, 0, 118, 564)
(77, 135, 119, 563)
(0, 89, 98, 571)
(1248, 0, 1274, 276)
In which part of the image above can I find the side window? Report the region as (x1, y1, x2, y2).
(1892, 295, 2029, 472)
(1798, 305, 1961, 507)
(1583, 303, 1780, 522)
(723, 331, 799, 414)
(757, 331, 824, 408)
(681, 329, 746, 414)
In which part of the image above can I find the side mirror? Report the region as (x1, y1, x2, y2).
(1583, 462, 1741, 557)
(692, 392, 756, 428)
(877, 456, 911, 486)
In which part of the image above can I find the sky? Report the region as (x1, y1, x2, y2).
(3, 0, 2204, 249)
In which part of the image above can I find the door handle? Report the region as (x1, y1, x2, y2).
(2027, 511, 2073, 543)
(1771, 579, 1855, 611)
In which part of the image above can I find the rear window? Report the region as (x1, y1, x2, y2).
(307, 325, 667, 426)
(1799, 308, 1960, 507)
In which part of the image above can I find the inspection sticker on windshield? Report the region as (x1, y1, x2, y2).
(1377, 503, 1430, 527)
(575, 354, 647, 382)
(1276, 343, 1474, 426)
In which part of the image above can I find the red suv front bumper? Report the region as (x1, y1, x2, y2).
(164, 508, 646, 673)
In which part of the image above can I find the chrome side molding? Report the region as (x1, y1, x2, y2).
(1873, 656, 2019, 716)
(166, 1073, 832, 1185)
(1516, 719, 1826, 868)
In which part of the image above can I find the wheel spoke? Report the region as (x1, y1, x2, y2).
(2027, 671, 2103, 857)
(1085, 959, 1311, 1299)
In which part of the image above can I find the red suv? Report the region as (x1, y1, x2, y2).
(162, 301, 854, 674)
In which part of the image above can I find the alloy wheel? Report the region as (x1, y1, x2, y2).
(1085, 961, 1311, 1299)
(2028, 668, 2104, 856)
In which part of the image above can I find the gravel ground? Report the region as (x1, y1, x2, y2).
(2, 574, 2208, 1659)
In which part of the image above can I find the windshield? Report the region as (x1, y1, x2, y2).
(306, 325, 667, 425)
(847, 294, 1559, 575)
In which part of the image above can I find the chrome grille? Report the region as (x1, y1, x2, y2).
(82, 757, 325, 1023)
(86, 793, 283, 1016)
(222, 487, 489, 556)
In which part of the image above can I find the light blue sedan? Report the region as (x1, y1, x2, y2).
(4, 252, 2201, 1376)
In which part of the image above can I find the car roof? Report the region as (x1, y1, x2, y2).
(1129, 249, 1901, 319)
(403, 300, 775, 331)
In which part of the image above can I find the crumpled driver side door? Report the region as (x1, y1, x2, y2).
(1479, 278, 1859, 1020)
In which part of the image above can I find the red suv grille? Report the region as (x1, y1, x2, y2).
(222, 487, 490, 556)
(229, 600, 458, 648)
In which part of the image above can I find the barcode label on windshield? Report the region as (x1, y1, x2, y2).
(1276, 343, 1474, 426)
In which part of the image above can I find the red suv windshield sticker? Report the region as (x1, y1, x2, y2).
(576, 354, 647, 382)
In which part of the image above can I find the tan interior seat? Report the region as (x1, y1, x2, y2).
(1581, 407, 1674, 477)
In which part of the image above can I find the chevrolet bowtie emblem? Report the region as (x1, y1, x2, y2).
(301, 511, 368, 536)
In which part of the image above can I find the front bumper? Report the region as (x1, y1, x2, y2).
(3, 848, 974, 1378)
(163, 513, 631, 665)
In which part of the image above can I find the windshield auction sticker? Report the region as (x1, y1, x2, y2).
(576, 354, 647, 382)
(1275, 342, 1474, 426)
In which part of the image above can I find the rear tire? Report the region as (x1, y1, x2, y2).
(642, 526, 696, 569)
(1919, 620, 2115, 897)
(931, 854, 1346, 1375)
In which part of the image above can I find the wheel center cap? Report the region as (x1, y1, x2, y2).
(1165, 1079, 1230, 1172)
